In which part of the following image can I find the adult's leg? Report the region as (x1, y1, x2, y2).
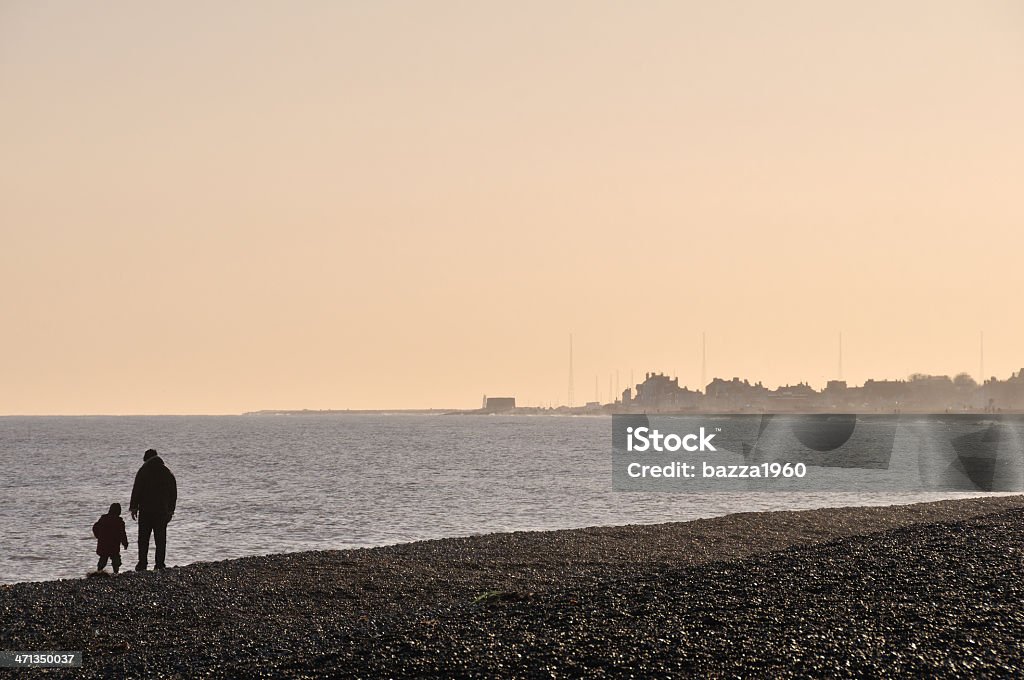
(97, 555, 108, 571)
(137, 514, 153, 570)
(154, 521, 168, 569)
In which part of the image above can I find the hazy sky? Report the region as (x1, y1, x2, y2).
(3, 1, 1024, 414)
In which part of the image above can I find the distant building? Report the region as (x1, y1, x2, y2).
(980, 368, 1024, 411)
(769, 383, 817, 411)
(856, 379, 906, 411)
(597, 367, 1024, 413)
(822, 380, 849, 408)
(484, 397, 516, 413)
(634, 372, 701, 411)
(704, 377, 770, 410)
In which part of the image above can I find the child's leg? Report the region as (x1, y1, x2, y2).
(111, 554, 121, 573)
(97, 555, 108, 571)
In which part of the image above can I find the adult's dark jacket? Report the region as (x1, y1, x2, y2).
(92, 513, 128, 556)
(129, 456, 177, 522)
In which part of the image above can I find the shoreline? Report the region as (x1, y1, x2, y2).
(4, 495, 1024, 676)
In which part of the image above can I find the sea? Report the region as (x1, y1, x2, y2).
(0, 414, 991, 585)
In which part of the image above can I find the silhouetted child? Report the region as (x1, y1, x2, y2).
(93, 503, 129, 573)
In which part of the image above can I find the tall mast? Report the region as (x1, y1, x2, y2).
(980, 331, 985, 384)
(568, 334, 575, 407)
(838, 331, 843, 381)
(701, 332, 707, 390)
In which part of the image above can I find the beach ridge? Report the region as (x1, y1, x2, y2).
(3, 495, 1024, 677)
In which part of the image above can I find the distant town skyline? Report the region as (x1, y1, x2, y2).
(605, 367, 1024, 414)
(3, 2, 1023, 414)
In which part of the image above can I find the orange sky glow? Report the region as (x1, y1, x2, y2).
(3, 1, 1024, 414)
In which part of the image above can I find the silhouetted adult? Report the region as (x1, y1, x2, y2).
(129, 448, 177, 571)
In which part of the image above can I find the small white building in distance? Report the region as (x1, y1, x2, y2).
(484, 397, 516, 412)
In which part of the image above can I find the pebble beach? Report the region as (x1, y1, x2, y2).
(3, 495, 1024, 678)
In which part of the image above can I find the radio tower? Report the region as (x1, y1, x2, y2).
(838, 332, 843, 381)
(980, 331, 985, 384)
(568, 334, 575, 408)
(701, 332, 707, 391)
